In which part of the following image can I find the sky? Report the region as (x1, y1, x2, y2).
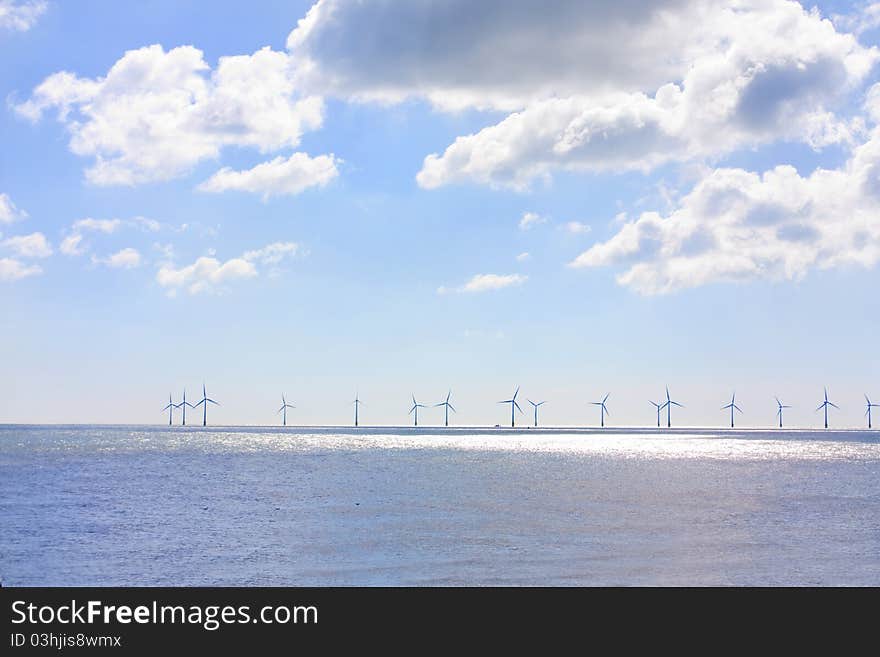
(0, 0, 878, 428)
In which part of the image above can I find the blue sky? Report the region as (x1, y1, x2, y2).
(1, 0, 878, 427)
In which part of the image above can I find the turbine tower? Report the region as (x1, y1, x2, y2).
(660, 386, 683, 428)
(775, 397, 791, 428)
(816, 388, 838, 429)
(162, 393, 175, 426)
(409, 394, 427, 426)
(175, 388, 195, 426)
(592, 393, 610, 428)
(434, 390, 456, 427)
(867, 395, 879, 429)
(194, 383, 219, 427)
(721, 392, 742, 428)
(498, 386, 523, 428)
(353, 392, 363, 427)
(649, 400, 662, 427)
(278, 394, 295, 427)
(527, 399, 546, 427)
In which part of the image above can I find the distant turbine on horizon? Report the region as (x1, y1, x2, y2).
(278, 394, 295, 427)
(527, 399, 546, 427)
(775, 397, 791, 428)
(591, 393, 610, 428)
(162, 393, 175, 426)
(353, 392, 363, 427)
(409, 394, 427, 426)
(816, 387, 839, 429)
(175, 388, 195, 426)
(649, 400, 662, 427)
(194, 383, 219, 427)
(434, 390, 456, 427)
(722, 392, 743, 428)
(865, 394, 878, 429)
(660, 386, 683, 428)
(498, 386, 523, 428)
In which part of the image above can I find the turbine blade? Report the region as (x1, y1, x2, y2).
(734, 404, 742, 413)
(448, 404, 456, 413)
(603, 393, 609, 403)
(671, 401, 683, 407)
(829, 402, 840, 410)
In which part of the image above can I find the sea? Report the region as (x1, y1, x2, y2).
(1, 425, 878, 586)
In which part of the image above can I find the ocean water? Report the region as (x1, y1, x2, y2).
(1, 425, 878, 586)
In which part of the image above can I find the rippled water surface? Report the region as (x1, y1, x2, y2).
(1, 425, 878, 585)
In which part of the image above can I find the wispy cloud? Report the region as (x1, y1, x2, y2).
(518, 212, 547, 230)
(198, 153, 339, 199)
(516, 252, 531, 262)
(438, 273, 528, 294)
(0, 193, 27, 224)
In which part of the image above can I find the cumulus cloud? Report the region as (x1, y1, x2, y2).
(287, 1, 877, 190)
(154, 241, 299, 295)
(0, 257, 41, 281)
(198, 153, 338, 199)
(92, 247, 142, 269)
(570, 123, 880, 294)
(438, 273, 528, 294)
(0, 193, 27, 224)
(15, 44, 325, 185)
(518, 212, 547, 230)
(2, 231, 52, 258)
(0, 0, 46, 32)
(157, 255, 257, 295)
(416, 14, 875, 189)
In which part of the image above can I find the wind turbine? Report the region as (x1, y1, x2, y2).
(649, 400, 662, 427)
(592, 393, 610, 428)
(194, 383, 219, 426)
(866, 395, 878, 429)
(816, 388, 838, 429)
(498, 386, 523, 428)
(660, 386, 682, 428)
(162, 393, 175, 426)
(175, 388, 195, 426)
(721, 392, 742, 428)
(353, 392, 363, 427)
(775, 397, 791, 428)
(527, 399, 546, 427)
(434, 390, 456, 427)
(409, 394, 427, 426)
(278, 394, 295, 427)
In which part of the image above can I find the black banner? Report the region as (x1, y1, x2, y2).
(1, 587, 874, 653)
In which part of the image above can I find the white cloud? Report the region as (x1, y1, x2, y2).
(570, 123, 880, 294)
(0, 0, 46, 32)
(0, 257, 41, 281)
(72, 218, 121, 234)
(563, 221, 591, 234)
(155, 245, 279, 295)
(0, 193, 27, 224)
(198, 153, 338, 199)
(2, 231, 52, 258)
(516, 252, 531, 262)
(518, 212, 546, 230)
(15, 44, 326, 186)
(92, 247, 142, 269)
(291, 1, 877, 190)
(59, 234, 84, 256)
(438, 273, 528, 294)
(242, 241, 299, 265)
